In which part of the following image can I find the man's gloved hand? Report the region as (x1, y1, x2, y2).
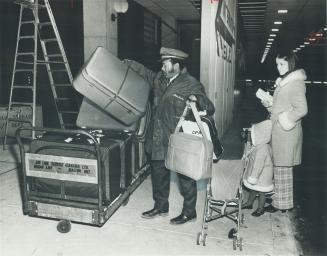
(187, 94, 197, 102)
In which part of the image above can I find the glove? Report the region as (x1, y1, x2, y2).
(187, 94, 197, 102)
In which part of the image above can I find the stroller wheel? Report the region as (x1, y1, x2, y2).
(196, 232, 202, 245)
(57, 220, 71, 233)
(196, 232, 207, 246)
(228, 228, 237, 239)
(239, 237, 243, 251)
(203, 233, 207, 246)
(232, 237, 237, 250)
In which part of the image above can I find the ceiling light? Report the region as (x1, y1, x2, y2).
(293, 50, 297, 52)
(309, 38, 316, 41)
(324, 28, 327, 31)
(278, 10, 288, 14)
(300, 45, 305, 48)
(274, 21, 283, 25)
(271, 28, 279, 32)
(269, 34, 277, 37)
(268, 38, 274, 41)
(304, 42, 310, 45)
(267, 42, 272, 44)
(296, 48, 301, 50)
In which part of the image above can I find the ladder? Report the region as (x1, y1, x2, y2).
(3, 0, 79, 147)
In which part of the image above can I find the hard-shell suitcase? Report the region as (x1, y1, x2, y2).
(73, 47, 150, 125)
(16, 127, 150, 230)
(76, 97, 151, 139)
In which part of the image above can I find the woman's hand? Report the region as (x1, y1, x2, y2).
(261, 99, 273, 108)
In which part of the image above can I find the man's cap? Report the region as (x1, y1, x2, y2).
(160, 47, 189, 61)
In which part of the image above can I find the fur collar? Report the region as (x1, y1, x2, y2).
(275, 69, 307, 87)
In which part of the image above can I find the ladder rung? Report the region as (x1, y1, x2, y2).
(41, 38, 58, 43)
(44, 54, 63, 58)
(37, 60, 66, 64)
(16, 60, 33, 65)
(21, 21, 35, 25)
(13, 85, 34, 89)
(52, 84, 72, 87)
(50, 69, 67, 72)
(8, 118, 32, 124)
(60, 111, 78, 114)
(56, 98, 71, 101)
(15, 69, 34, 72)
(10, 102, 32, 106)
(19, 36, 35, 40)
(38, 22, 52, 27)
(17, 52, 35, 56)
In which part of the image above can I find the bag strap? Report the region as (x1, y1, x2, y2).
(174, 101, 211, 147)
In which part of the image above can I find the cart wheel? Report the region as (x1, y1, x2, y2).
(196, 232, 202, 245)
(57, 220, 71, 233)
(122, 196, 130, 206)
(233, 237, 237, 250)
(239, 237, 243, 251)
(228, 228, 237, 239)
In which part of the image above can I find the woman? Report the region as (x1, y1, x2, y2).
(261, 50, 308, 212)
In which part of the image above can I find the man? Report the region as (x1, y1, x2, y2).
(125, 47, 214, 224)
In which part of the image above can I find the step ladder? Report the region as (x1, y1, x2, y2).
(3, 0, 79, 147)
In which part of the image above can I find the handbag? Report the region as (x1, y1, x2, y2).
(181, 114, 223, 162)
(165, 102, 213, 180)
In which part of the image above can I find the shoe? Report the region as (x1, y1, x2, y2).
(170, 213, 196, 225)
(141, 208, 168, 219)
(242, 204, 253, 210)
(264, 204, 279, 213)
(251, 208, 265, 217)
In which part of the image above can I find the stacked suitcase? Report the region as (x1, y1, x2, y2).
(18, 47, 151, 230)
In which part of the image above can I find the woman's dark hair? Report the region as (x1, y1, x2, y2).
(276, 49, 299, 72)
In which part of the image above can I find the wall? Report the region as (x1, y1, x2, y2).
(200, 0, 237, 138)
(83, 0, 118, 60)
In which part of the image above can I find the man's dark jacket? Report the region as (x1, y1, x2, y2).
(128, 60, 215, 160)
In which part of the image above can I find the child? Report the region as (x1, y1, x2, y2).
(242, 120, 274, 217)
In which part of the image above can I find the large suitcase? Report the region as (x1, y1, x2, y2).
(73, 47, 150, 125)
(17, 127, 149, 228)
(76, 97, 151, 139)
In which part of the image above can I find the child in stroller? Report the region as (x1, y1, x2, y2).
(242, 120, 274, 217)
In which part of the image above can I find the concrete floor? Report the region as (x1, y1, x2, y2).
(0, 146, 299, 256)
(0, 88, 301, 256)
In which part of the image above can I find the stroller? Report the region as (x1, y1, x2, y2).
(196, 128, 251, 251)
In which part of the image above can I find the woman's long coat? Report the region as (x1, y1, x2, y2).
(268, 69, 308, 166)
(128, 60, 215, 160)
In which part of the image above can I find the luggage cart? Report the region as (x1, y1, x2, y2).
(16, 126, 149, 233)
(196, 129, 251, 250)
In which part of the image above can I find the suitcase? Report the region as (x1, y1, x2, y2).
(17, 127, 150, 228)
(73, 47, 150, 125)
(76, 97, 151, 139)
